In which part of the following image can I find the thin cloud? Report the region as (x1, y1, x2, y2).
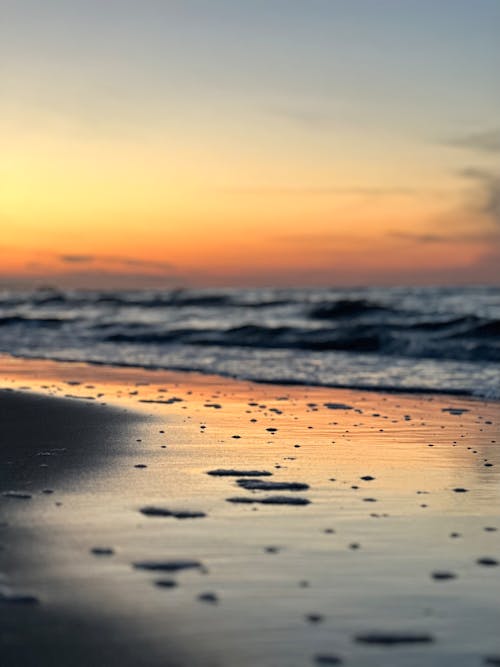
(390, 232, 449, 243)
(396, 165, 500, 249)
(60, 254, 95, 263)
(58, 253, 173, 272)
(389, 165, 500, 248)
(460, 167, 500, 225)
(442, 129, 500, 230)
(389, 230, 500, 244)
(446, 128, 500, 154)
(221, 186, 417, 197)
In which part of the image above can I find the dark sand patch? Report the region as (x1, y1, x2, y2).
(139, 507, 206, 519)
(0, 588, 39, 605)
(355, 632, 435, 645)
(324, 403, 353, 410)
(226, 495, 311, 506)
(207, 469, 272, 477)
(314, 654, 343, 664)
(90, 547, 115, 556)
(139, 397, 183, 404)
(236, 479, 309, 491)
(431, 571, 457, 580)
(198, 592, 218, 604)
(154, 579, 178, 588)
(442, 407, 469, 415)
(133, 560, 203, 572)
(476, 557, 498, 567)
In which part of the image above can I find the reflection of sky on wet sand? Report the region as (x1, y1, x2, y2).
(1, 355, 499, 666)
(2, 355, 498, 516)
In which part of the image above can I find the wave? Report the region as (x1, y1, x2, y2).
(97, 321, 500, 362)
(3, 349, 498, 400)
(458, 318, 500, 338)
(411, 315, 479, 331)
(95, 293, 234, 308)
(309, 299, 393, 319)
(0, 316, 67, 328)
(0, 289, 293, 310)
(0, 286, 498, 398)
(102, 324, 382, 351)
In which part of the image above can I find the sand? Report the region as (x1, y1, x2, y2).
(0, 355, 499, 666)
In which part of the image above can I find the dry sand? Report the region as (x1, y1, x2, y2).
(0, 355, 499, 666)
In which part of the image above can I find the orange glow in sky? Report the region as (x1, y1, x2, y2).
(1, 2, 499, 288)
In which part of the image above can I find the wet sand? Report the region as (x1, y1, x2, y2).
(1, 355, 499, 666)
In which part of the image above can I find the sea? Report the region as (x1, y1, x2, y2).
(0, 286, 499, 399)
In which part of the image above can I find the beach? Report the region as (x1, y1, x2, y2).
(3, 1, 499, 664)
(1, 355, 499, 666)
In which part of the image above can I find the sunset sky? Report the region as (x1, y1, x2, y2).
(1, 0, 499, 288)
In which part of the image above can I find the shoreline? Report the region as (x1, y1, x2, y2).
(1, 355, 499, 666)
(0, 352, 500, 403)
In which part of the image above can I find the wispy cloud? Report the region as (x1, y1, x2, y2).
(388, 163, 500, 246)
(221, 185, 417, 197)
(446, 128, 500, 154)
(390, 232, 451, 244)
(459, 167, 500, 225)
(59, 254, 95, 263)
(437, 125, 500, 233)
(389, 230, 500, 244)
(58, 253, 173, 272)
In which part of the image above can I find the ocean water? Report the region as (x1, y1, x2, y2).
(0, 286, 499, 398)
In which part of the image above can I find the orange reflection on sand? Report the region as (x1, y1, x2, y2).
(1, 355, 498, 516)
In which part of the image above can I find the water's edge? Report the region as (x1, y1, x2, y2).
(3, 351, 498, 402)
(1, 287, 499, 398)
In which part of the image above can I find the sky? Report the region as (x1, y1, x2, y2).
(1, 0, 499, 288)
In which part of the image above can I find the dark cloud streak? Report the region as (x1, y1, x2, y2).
(460, 167, 500, 226)
(389, 230, 500, 244)
(222, 186, 417, 197)
(60, 254, 95, 263)
(58, 253, 173, 272)
(446, 128, 500, 154)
